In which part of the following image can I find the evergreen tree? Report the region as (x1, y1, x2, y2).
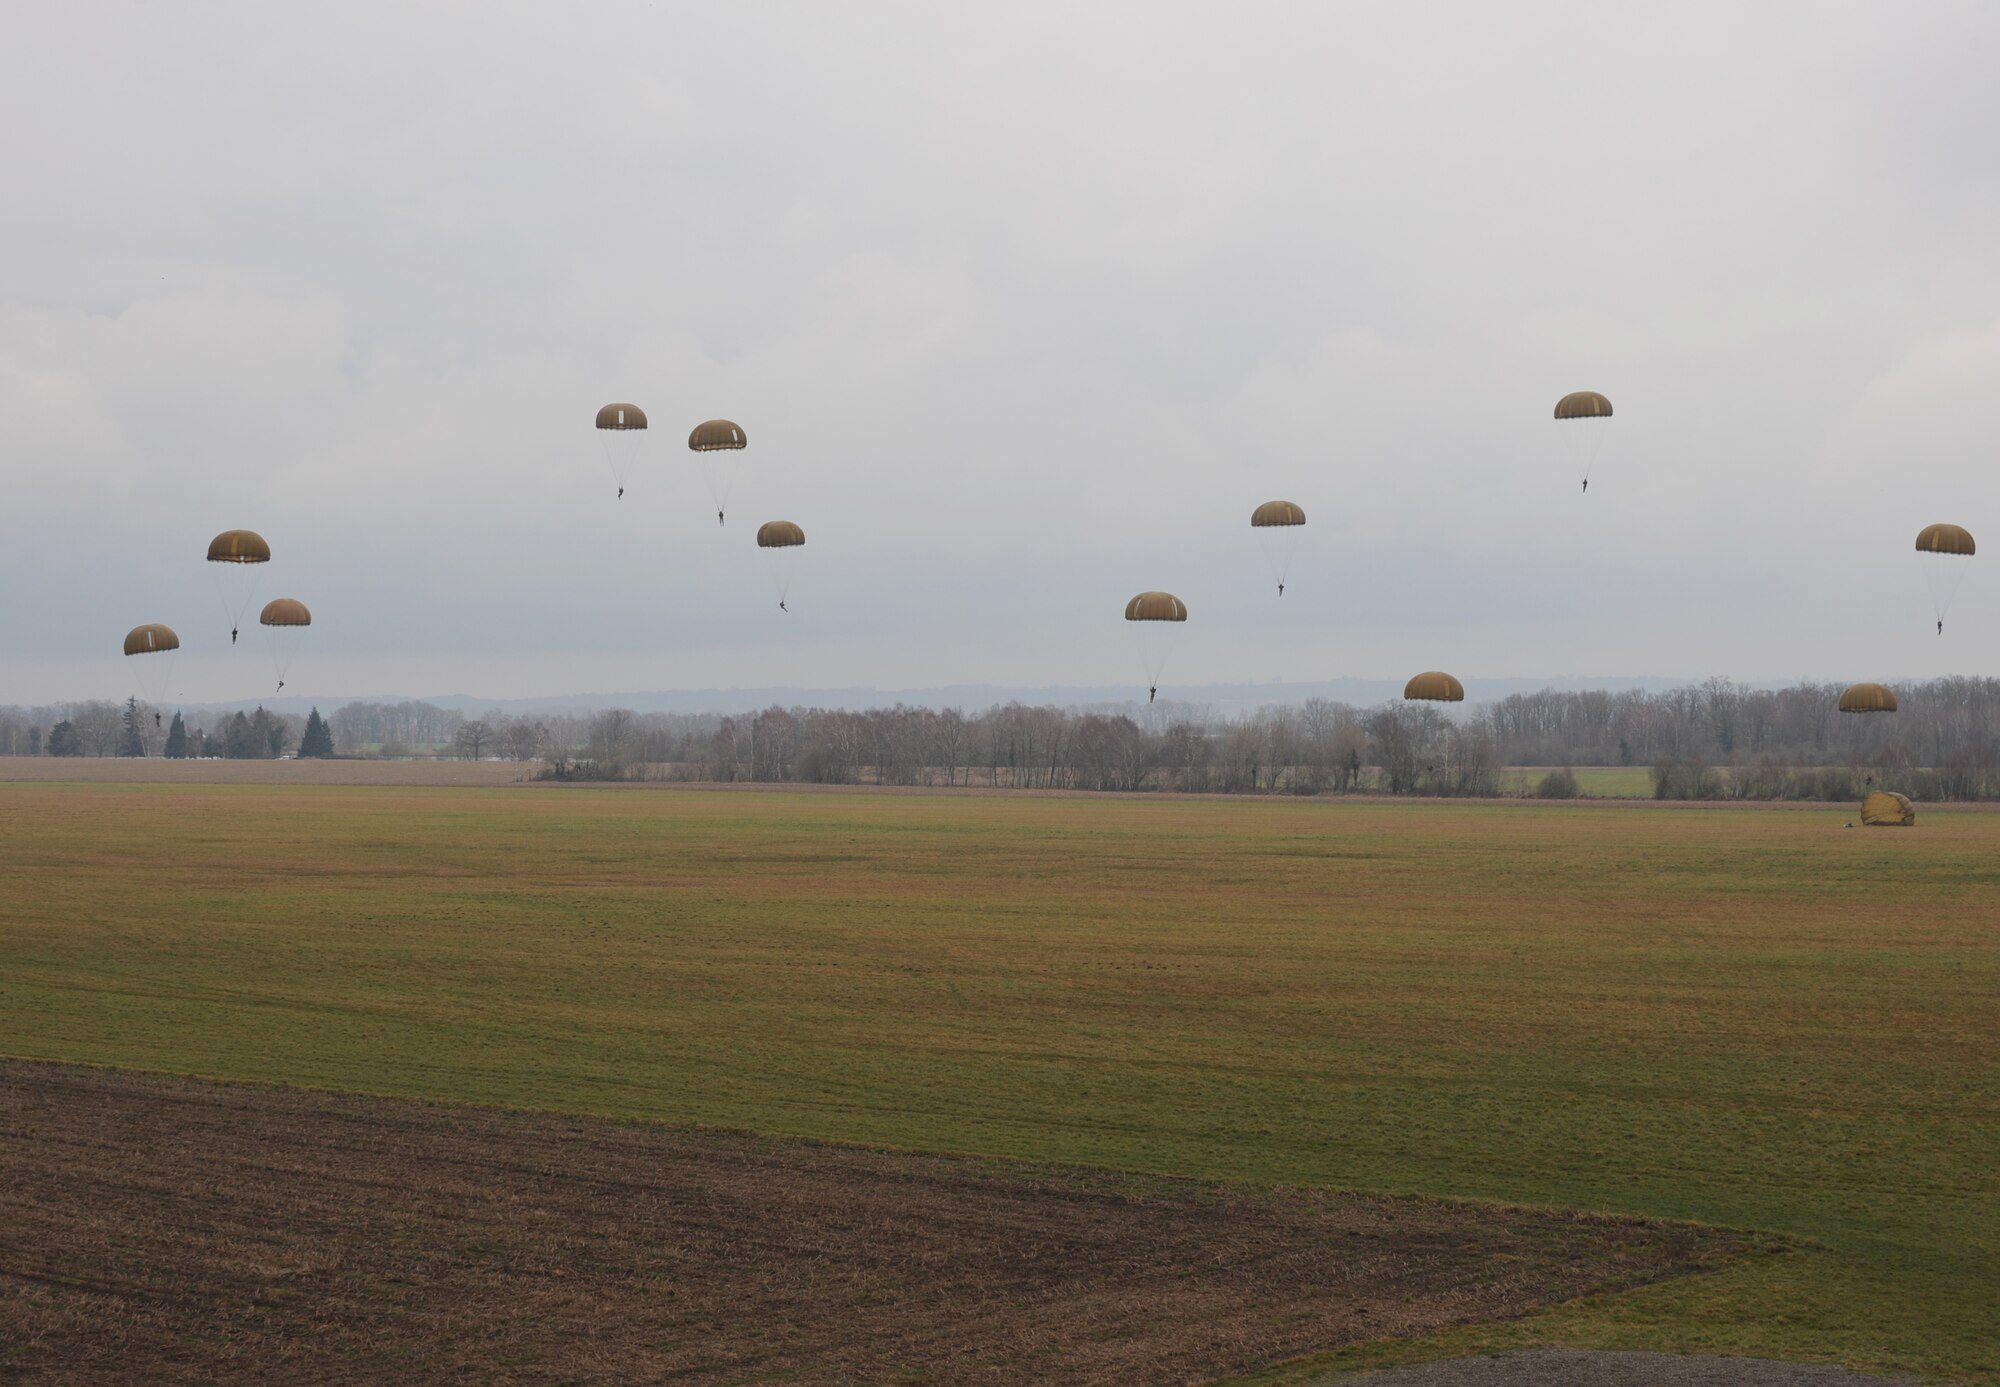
(47, 720, 81, 756)
(120, 698, 146, 757)
(225, 711, 256, 759)
(164, 713, 188, 759)
(298, 708, 334, 758)
(250, 706, 290, 758)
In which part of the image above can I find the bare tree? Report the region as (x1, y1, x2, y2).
(454, 720, 494, 760)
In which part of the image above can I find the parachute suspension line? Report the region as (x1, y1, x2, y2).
(1255, 525, 1303, 597)
(1920, 558, 1969, 633)
(767, 549, 799, 610)
(266, 624, 295, 691)
(210, 566, 254, 646)
(694, 457, 736, 527)
(1564, 417, 1610, 491)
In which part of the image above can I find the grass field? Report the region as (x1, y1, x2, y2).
(3, 780, 1995, 1382)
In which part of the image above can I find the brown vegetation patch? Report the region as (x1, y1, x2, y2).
(1, 1062, 1754, 1386)
(0, 757, 524, 786)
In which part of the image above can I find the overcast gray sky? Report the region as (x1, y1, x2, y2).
(5, 1, 1997, 705)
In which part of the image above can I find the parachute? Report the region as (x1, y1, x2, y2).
(206, 529, 270, 644)
(1124, 592, 1187, 703)
(1914, 523, 1975, 634)
(1553, 391, 1613, 492)
(1837, 682, 1897, 714)
(595, 403, 648, 499)
(123, 623, 180, 707)
(1861, 790, 1916, 826)
(688, 419, 747, 525)
(1403, 671, 1465, 703)
(259, 598, 311, 692)
(1250, 501, 1306, 596)
(755, 521, 805, 611)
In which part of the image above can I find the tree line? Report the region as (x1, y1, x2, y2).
(4, 677, 1996, 799)
(0, 702, 335, 760)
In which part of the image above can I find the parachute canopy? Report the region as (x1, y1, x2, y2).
(1125, 592, 1187, 621)
(1861, 790, 1916, 826)
(1554, 391, 1613, 420)
(1404, 671, 1465, 702)
(260, 598, 312, 627)
(1838, 682, 1897, 714)
(595, 403, 647, 431)
(1915, 523, 1975, 556)
(123, 623, 179, 656)
(757, 521, 805, 548)
(1251, 500, 1306, 528)
(207, 530, 270, 564)
(689, 419, 747, 451)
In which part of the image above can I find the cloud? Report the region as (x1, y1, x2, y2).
(3, 0, 1998, 703)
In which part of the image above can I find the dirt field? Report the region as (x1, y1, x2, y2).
(7, 756, 1992, 813)
(0, 1062, 1749, 1386)
(0, 757, 525, 786)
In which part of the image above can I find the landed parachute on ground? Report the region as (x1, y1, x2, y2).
(1838, 682, 1897, 714)
(1554, 391, 1613, 494)
(259, 598, 311, 693)
(1403, 671, 1465, 703)
(206, 530, 270, 645)
(689, 419, 747, 525)
(1250, 501, 1306, 596)
(755, 522, 805, 611)
(1861, 790, 1916, 826)
(1124, 592, 1186, 705)
(1914, 523, 1975, 634)
(594, 403, 648, 499)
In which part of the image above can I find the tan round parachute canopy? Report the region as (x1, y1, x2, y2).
(756, 521, 805, 548)
(1125, 592, 1187, 622)
(1251, 500, 1306, 527)
(595, 403, 647, 431)
(259, 598, 312, 626)
(1838, 682, 1898, 714)
(1403, 671, 1465, 702)
(207, 530, 270, 564)
(1915, 523, 1975, 556)
(689, 419, 747, 451)
(1861, 790, 1916, 826)
(1554, 391, 1613, 420)
(123, 623, 179, 656)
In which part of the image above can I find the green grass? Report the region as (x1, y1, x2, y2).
(1496, 766, 1656, 796)
(2, 782, 1995, 1382)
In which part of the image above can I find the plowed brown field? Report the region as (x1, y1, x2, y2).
(0, 1062, 1745, 1386)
